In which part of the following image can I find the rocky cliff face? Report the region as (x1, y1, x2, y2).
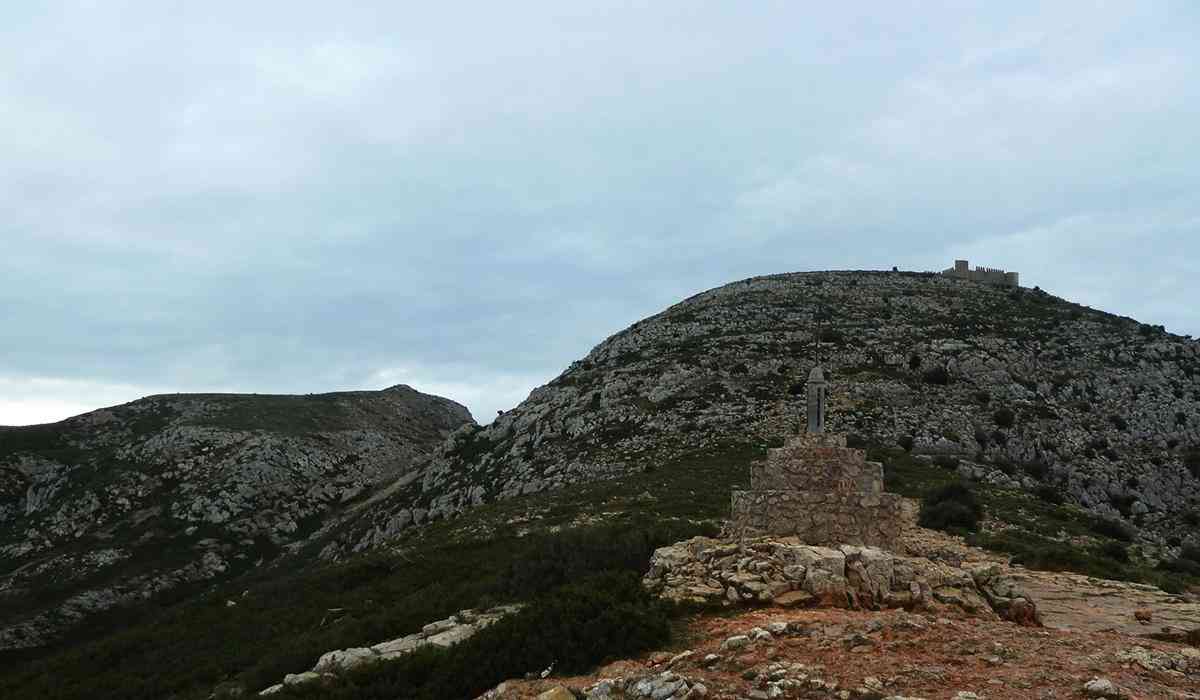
(331, 271, 1200, 555)
(0, 385, 472, 649)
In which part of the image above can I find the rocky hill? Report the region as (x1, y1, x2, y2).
(0, 385, 472, 650)
(329, 271, 1200, 556)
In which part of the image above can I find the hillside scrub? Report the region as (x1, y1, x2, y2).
(918, 482, 983, 533)
(277, 572, 671, 700)
(0, 520, 709, 700)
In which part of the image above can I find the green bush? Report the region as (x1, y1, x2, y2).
(1185, 450, 1200, 479)
(993, 408, 1016, 429)
(1034, 484, 1064, 505)
(1098, 541, 1129, 563)
(922, 366, 950, 385)
(280, 572, 670, 700)
(919, 483, 982, 533)
(0, 520, 706, 700)
(1159, 556, 1200, 578)
(933, 456, 960, 471)
(1090, 517, 1134, 543)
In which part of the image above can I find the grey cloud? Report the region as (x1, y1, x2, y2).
(1, 2, 1197, 424)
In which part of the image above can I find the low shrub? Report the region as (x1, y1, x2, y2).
(1185, 450, 1200, 479)
(993, 408, 1016, 429)
(1034, 484, 1064, 505)
(1090, 517, 1134, 543)
(933, 456, 960, 471)
(281, 572, 670, 700)
(1098, 541, 1129, 563)
(1159, 556, 1200, 578)
(919, 483, 982, 533)
(922, 366, 950, 385)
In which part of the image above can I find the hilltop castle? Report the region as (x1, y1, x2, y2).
(942, 259, 1020, 287)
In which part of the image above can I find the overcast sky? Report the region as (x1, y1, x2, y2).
(2, 2, 1198, 426)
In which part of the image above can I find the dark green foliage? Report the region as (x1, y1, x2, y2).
(922, 366, 950, 385)
(1034, 484, 1065, 505)
(1099, 541, 1129, 563)
(450, 428, 498, 463)
(499, 525, 691, 596)
(845, 434, 868, 449)
(0, 520, 706, 700)
(919, 483, 982, 533)
(1091, 517, 1134, 543)
(897, 435, 914, 452)
(282, 572, 669, 700)
(1021, 461, 1050, 481)
(1108, 414, 1128, 431)
(973, 428, 990, 447)
(971, 532, 1113, 578)
(933, 456, 960, 471)
(1159, 554, 1200, 578)
(1184, 510, 1200, 527)
(993, 407, 1016, 429)
(1109, 494, 1136, 518)
(1176, 411, 1188, 427)
(908, 354, 921, 370)
(1185, 450, 1200, 479)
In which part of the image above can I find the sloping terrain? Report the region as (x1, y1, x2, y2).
(0, 385, 472, 650)
(3, 269, 1199, 700)
(328, 271, 1200, 557)
(489, 604, 1200, 700)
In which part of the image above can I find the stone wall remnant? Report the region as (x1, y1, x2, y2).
(941, 259, 1020, 287)
(729, 432, 907, 550)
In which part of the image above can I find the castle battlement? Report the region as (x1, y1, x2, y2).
(941, 259, 1020, 287)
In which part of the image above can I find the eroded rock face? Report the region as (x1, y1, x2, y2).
(326, 271, 1200, 558)
(0, 385, 472, 650)
(643, 536, 1041, 625)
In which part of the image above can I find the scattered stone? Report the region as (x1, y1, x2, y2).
(1083, 677, 1129, 699)
(721, 635, 750, 650)
(537, 687, 576, 700)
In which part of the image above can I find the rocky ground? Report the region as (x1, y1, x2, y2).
(0, 385, 472, 649)
(489, 605, 1199, 699)
(483, 529, 1200, 700)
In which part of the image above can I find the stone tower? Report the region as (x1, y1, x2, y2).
(806, 366, 827, 434)
(728, 363, 908, 550)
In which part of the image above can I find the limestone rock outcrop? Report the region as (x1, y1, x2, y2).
(643, 536, 1042, 625)
(259, 605, 520, 695)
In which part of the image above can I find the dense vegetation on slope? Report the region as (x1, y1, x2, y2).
(0, 385, 472, 650)
(0, 519, 708, 699)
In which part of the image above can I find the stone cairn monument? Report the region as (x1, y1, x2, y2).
(729, 365, 906, 550)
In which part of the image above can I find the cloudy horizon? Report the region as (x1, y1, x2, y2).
(3, 2, 1197, 426)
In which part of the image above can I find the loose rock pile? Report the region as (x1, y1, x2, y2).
(644, 536, 1040, 625)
